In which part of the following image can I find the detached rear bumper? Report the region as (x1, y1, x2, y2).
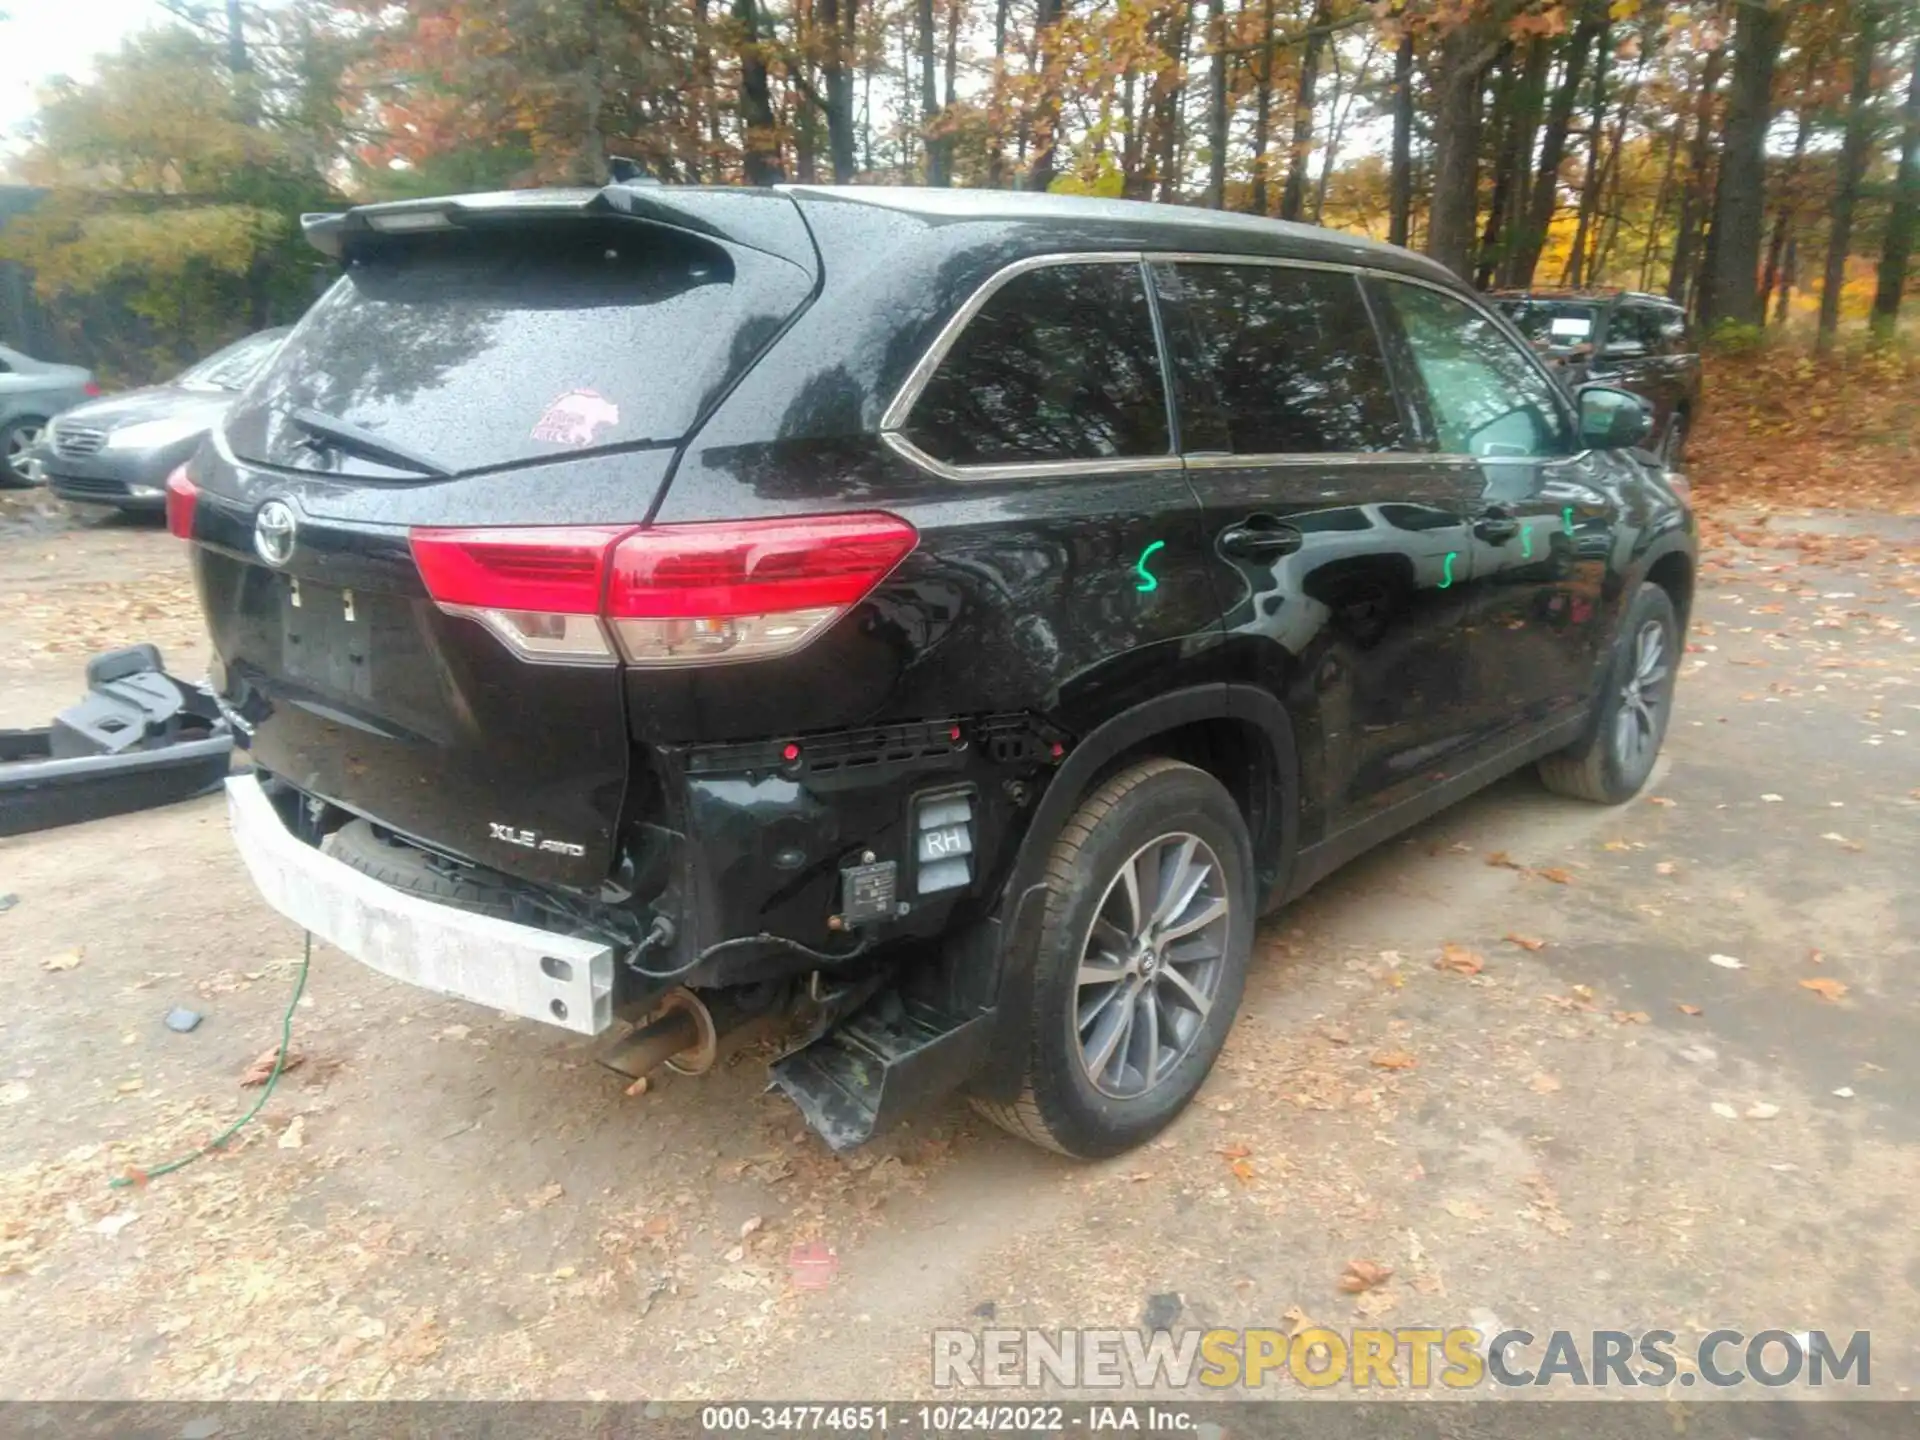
(225, 774, 615, 1035)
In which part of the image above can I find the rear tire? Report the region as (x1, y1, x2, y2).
(322, 818, 520, 921)
(1538, 583, 1678, 805)
(971, 758, 1255, 1158)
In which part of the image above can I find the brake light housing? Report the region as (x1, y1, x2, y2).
(164, 465, 198, 539)
(409, 513, 917, 668)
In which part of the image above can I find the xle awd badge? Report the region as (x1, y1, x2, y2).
(254, 500, 297, 567)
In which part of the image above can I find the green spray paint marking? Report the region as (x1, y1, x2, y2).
(1134, 539, 1166, 593)
(1439, 551, 1457, 589)
(1562, 506, 1576, 536)
(1521, 524, 1534, 559)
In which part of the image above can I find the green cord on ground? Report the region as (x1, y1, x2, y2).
(110, 930, 312, 1189)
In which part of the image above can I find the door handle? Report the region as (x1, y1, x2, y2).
(1219, 518, 1304, 559)
(1474, 506, 1521, 543)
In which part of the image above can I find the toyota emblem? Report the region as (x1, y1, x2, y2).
(254, 500, 297, 567)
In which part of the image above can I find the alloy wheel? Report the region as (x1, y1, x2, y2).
(5, 421, 45, 484)
(1614, 618, 1670, 774)
(1073, 831, 1230, 1099)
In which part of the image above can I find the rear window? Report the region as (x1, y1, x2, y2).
(1498, 299, 1601, 353)
(235, 222, 788, 475)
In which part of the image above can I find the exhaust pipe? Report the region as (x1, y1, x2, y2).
(597, 986, 718, 1082)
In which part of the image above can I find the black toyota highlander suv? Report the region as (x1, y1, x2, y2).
(172, 184, 1695, 1159)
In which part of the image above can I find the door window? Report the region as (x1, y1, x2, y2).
(1381, 281, 1573, 459)
(901, 261, 1171, 467)
(1156, 262, 1404, 455)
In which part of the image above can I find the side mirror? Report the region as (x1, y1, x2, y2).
(1578, 384, 1654, 450)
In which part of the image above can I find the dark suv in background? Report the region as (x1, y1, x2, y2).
(173, 185, 1696, 1159)
(1491, 288, 1700, 464)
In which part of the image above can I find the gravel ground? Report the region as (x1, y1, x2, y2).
(0, 490, 1915, 1402)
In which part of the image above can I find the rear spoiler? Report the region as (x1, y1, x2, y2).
(300, 185, 819, 276)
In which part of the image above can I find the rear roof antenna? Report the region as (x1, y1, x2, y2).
(607, 156, 659, 185)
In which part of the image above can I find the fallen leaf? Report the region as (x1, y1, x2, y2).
(1647, 796, 1676, 807)
(1534, 867, 1574, 885)
(1528, 1072, 1562, 1094)
(1355, 1287, 1398, 1317)
(1708, 954, 1746, 970)
(1711, 1102, 1738, 1120)
(1444, 1198, 1489, 1220)
(1282, 1304, 1314, 1337)
(1485, 850, 1526, 870)
(1230, 1159, 1255, 1183)
(740, 1215, 764, 1240)
(1833, 1087, 1856, 1099)
(1613, 1010, 1650, 1025)
(1761, 793, 1784, 803)
(1218, 1143, 1252, 1160)
(277, 1116, 306, 1150)
(93, 1211, 139, 1237)
(1602, 839, 1632, 852)
(1799, 977, 1848, 1001)
(1571, 984, 1596, 1001)
(1319, 1026, 1352, 1046)
(724, 1244, 746, 1263)
(41, 949, 83, 972)
(1503, 932, 1547, 951)
(240, 1048, 304, 1087)
(1337, 1259, 1393, 1293)
(1370, 1051, 1417, 1071)
(1655, 860, 1678, 876)
(1745, 1102, 1781, 1120)
(1435, 943, 1484, 976)
(1676, 1002, 1702, 1016)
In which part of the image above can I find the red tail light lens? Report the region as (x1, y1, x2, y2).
(408, 514, 917, 668)
(605, 514, 918, 619)
(84, 380, 103, 398)
(164, 466, 198, 539)
(409, 525, 628, 613)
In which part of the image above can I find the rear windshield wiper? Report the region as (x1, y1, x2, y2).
(286, 407, 452, 478)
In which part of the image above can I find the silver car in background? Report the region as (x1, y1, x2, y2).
(0, 343, 98, 486)
(43, 328, 289, 513)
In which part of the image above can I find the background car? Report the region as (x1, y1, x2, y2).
(42, 328, 290, 513)
(1489, 288, 1701, 464)
(0, 343, 98, 486)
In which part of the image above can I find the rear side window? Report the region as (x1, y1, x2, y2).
(901, 261, 1170, 467)
(235, 221, 804, 475)
(1158, 262, 1403, 454)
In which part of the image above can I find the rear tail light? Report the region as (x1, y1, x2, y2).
(164, 465, 198, 539)
(409, 514, 917, 668)
(83, 380, 102, 398)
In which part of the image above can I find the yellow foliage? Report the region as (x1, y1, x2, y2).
(0, 200, 286, 302)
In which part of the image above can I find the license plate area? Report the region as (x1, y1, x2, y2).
(280, 577, 372, 699)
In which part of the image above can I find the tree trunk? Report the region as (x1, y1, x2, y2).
(1638, 121, 1682, 291)
(1388, 31, 1414, 247)
(1027, 0, 1066, 191)
(988, 0, 1012, 185)
(1426, 18, 1498, 279)
(1819, 1, 1883, 351)
(735, 0, 784, 185)
(1700, 0, 1787, 330)
(1667, 44, 1725, 307)
(1280, 0, 1333, 222)
(918, 0, 950, 183)
(1873, 38, 1920, 336)
(1149, 4, 1192, 202)
(1563, 24, 1610, 287)
(1509, 15, 1603, 288)
(1250, 0, 1277, 214)
(1314, 34, 1371, 223)
(1476, 39, 1542, 287)
(1206, 0, 1229, 208)
(1759, 54, 1819, 325)
(1776, 233, 1798, 324)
